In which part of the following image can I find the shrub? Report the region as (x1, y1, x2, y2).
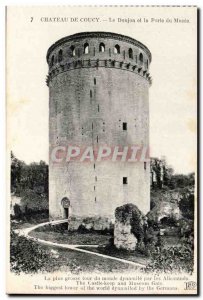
(177, 219, 194, 238)
(10, 230, 53, 274)
(20, 189, 48, 211)
(179, 190, 194, 220)
(145, 242, 194, 274)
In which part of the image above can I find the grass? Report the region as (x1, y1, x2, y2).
(29, 226, 148, 268)
(30, 230, 112, 246)
(29, 225, 181, 268)
(31, 242, 141, 274)
(29, 227, 148, 267)
(11, 218, 185, 273)
(78, 245, 149, 266)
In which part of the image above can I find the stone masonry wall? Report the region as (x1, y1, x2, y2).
(47, 32, 151, 227)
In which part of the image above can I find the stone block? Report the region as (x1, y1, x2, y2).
(114, 203, 147, 251)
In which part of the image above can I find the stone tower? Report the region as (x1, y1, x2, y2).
(46, 32, 152, 230)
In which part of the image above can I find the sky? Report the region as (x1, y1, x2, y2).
(7, 6, 197, 174)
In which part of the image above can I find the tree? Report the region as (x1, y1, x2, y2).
(11, 152, 26, 193)
(150, 157, 173, 189)
(169, 173, 195, 189)
(11, 152, 48, 196)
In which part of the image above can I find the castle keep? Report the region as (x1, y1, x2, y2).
(46, 32, 152, 229)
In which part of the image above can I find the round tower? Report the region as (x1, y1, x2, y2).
(47, 31, 152, 229)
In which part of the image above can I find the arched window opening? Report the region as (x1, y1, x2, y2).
(128, 48, 133, 59)
(139, 53, 143, 63)
(58, 49, 63, 62)
(61, 197, 70, 220)
(51, 55, 54, 67)
(84, 43, 89, 54)
(70, 45, 75, 57)
(114, 44, 120, 54)
(99, 43, 105, 52)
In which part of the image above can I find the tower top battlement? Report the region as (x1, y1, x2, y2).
(47, 31, 152, 62)
(46, 31, 152, 86)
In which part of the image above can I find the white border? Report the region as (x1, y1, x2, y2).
(0, 1, 202, 299)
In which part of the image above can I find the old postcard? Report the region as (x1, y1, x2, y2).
(6, 6, 198, 295)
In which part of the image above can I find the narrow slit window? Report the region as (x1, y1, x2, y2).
(95, 176, 97, 182)
(123, 122, 127, 131)
(70, 45, 75, 57)
(94, 163, 96, 169)
(90, 90, 92, 98)
(98, 104, 100, 112)
(94, 186, 96, 191)
(58, 49, 63, 62)
(51, 55, 54, 67)
(94, 78, 96, 85)
(97, 136, 98, 143)
(123, 177, 128, 185)
(144, 162, 147, 170)
(128, 48, 133, 59)
(139, 53, 143, 63)
(95, 197, 97, 202)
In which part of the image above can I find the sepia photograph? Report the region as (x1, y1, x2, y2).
(6, 5, 198, 295)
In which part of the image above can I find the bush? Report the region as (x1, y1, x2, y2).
(10, 230, 53, 274)
(179, 190, 194, 220)
(145, 242, 194, 274)
(20, 189, 48, 211)
(11, 188, 49, 222)
(177, 219, 194, 237)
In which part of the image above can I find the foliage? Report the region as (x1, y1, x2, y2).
(10, 229, 53, 274)
(177, 219, 194, 238)
(11, 188, 49, 221)
(11, 152, 49, 220)
(179, 189, 194, 220)
(11, 152, 48, 196)
(144, 220, 194, 274)
(20, 189, 48, 211)
(11, 152, 26, 192)
(151, 156, 195, 191)
(145, 240, 194, 274)
(169, 173, 195, 190)
(115, 203, 147, 242)
(150, 157, 173, 189)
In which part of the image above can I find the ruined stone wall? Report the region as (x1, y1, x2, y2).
(47, 32, 151, 227)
